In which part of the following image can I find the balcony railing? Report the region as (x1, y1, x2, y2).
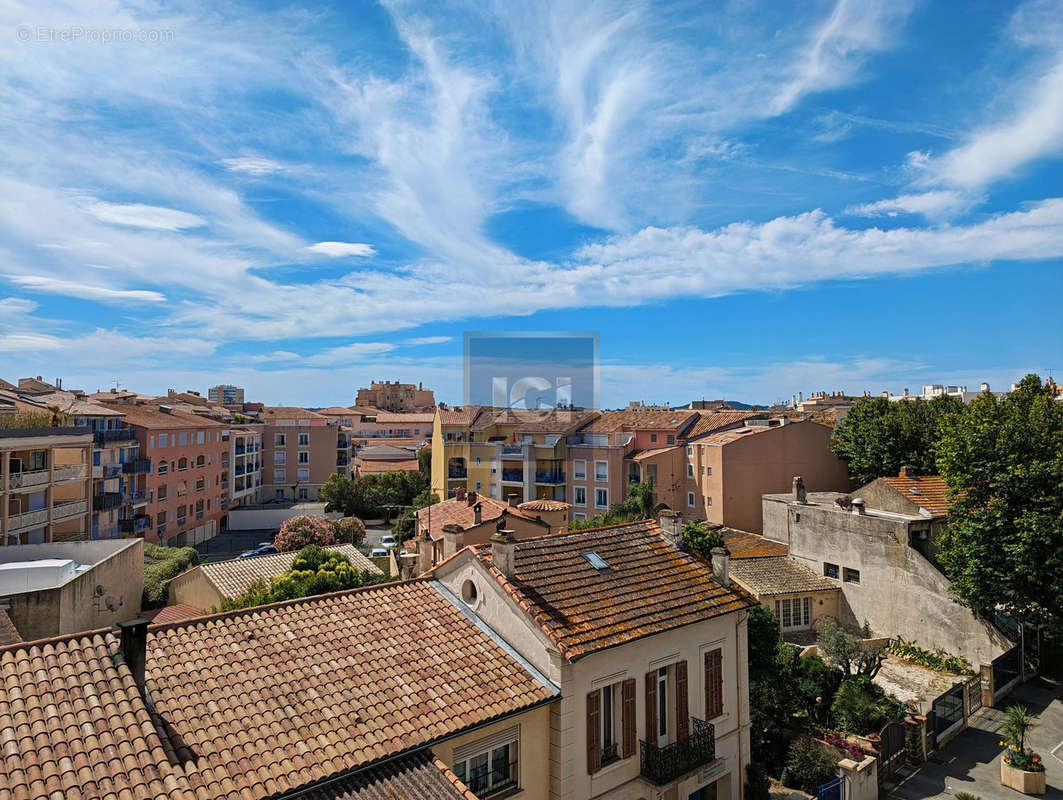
(102, 463, 123, 479)
(8, 508, 48, 531)
(122, 459, 151, 475)
(500, 444, 524, 457)
(94, 428, 137, 444)
(176, 515, 187, 527)
(639, 718, 715, 786)
(119, 515, 150, 534)
(448, 469, 467, 479)
(93, 492, 122, 511)
(54, 464, 88, 482)
(53, 499, 88, 521)
(8, 469, 50, 489)
(534, 471, 565, 484)
(124, 489, 149, 504)
(501, 469, 523, 482)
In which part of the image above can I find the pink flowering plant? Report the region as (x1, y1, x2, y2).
(275, 515, 338, 551)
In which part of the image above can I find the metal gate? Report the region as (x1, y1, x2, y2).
(992, 645, 1021, 693)
(966, 674, 983, 715)
(877, 721, 906, 779)
(924, 709, 937, 754)
(817, 777, 845, 800)
(932, 682, 965, 740)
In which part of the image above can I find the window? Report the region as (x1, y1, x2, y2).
(594, 460, 608, 482)
(475, 456, 482, 466)
(573, 459, 586, 480)
(297, 468, 310, 482)
(574, 487, 587, 506)
(176, 481, 188, 497)
(595, 488, 608, 508)
(275, 433, 286, 446)
(686, 446, 693, 456)
(475, 480, 482, 492)
(274, 452, 286, 464)
(274, 488, 285, 501)
(587, 680, 634, 773)
(823, 562, 839, 579)
(706, 466, 712, 477)
(196, 455, 205, 467)
(177, 457, 188, 471)
(666, 434, 675, 445)
(687, 463, 694, 478)
(775, 597, 812, 630)
(298, 432, 309, 446)
(650, 433, 657, 443)
(158, 433, 168, 448)
(573, 512, 586, 521)
(452, 731, 518, 798)
(298, 488, 308, 500)
(177, 432, 188, 446)
(704, 649, 723, 719)
(687, 492, 695, 507)
(196, 431, 205, 444)
(149, 435, 155, 448)
(462, 579, 478, 604)
(157, 485, 167, 501)
(298, 451, 309, 464)
(157, 462, 168, 476)
(707, 496, 712, 506)
(156, 511, 166, 526)
(844, 567, 861, 584)
(274, 469, 286, 483)
(195, 478, 205, 492)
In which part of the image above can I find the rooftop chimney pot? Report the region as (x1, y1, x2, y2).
(466, 490, 477, 506)
(793, 476, 807, 504)
(851, 498, 866, 515)
(473, 503, 482, 525)
(491, 529, 518, 578)
(710, 546, 730, 587)
(507, 493, 518, 508)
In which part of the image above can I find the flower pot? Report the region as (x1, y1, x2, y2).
(1000, 756, 1046, 795)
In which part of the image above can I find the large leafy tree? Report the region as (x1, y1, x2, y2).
(831, 394, 965, 485)
(318, 470, 427, 518)
(935, 374, 1063, 633)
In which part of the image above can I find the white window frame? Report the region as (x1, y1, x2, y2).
(594, 460, 608, 482)
(273, 469, 286, 483)
(573, 512, 587, 521)
(574, 486, 587, 507)
(275, 433, 286, 446)
(298, 451, 309, 464)
(274, 452, 286, 464)
(297, 468, 310, 482)
(775, 597, 812, 630)
(452, 729, 519, 797)
(687, 491, 695, 507)
(298, 432, 310, 446)
(687, 463, 694, 478)
(595, 487, 609, 509)
(573, 459, 587, 480)
(707, 496, 713, 506)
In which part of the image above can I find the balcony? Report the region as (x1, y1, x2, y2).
(448, 469, 467, 480)
(95, 523, 120, 540)
(8, 469, 50, 490)
(220, 498, 229, 511)
(157, 523, 166, 535)
(94, 428, 136, 444)
(53, 499, 88, 521)
(235, 445, 245, 455)
(195, 511, 204, 521)
(93, 492, 122, 511)
(501, 469, 523, 483)
(125, 489, 149, 505)
(534, 471, 565, 484)
(500, 444, 524, 458)
(639, 718, 715, 786)
(176, 515, 187, 527)
(102, 463, 123, 479)
(8, 508, 48, 531)
(235, 465, 246, 476)
(119, 515, 150, 534)
(122, 459, 151, 475)
(54, 464, 88, 482)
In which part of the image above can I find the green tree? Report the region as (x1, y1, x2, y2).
(829, 676, 905, 734)
(392, 489, 440, 541)
(142, 544, 199, 608)
(815, 618, 887, 678)
(785, 737, 839, 793)
(333, 516, 366, 546)
(568, 481, 659, 530)
(747, 605, 781, 677)
(319, 473, 359, 515)
(831, 394, 965, 485)
(935, 375, 1063, 633)
(681, 521, 726, 559)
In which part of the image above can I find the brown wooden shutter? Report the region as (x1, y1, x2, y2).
(675, 660, 689, 741)
(587, 690, 601, 774)
(621, 678, 636, 758)
(704, 649, 723, 719)
(645, 670, 657, 745)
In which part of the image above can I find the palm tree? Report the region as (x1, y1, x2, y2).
(1003, 704, 1036, 752)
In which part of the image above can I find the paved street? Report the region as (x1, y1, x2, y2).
(890, 679, 1063, 800)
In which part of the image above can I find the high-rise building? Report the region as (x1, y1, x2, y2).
(207, 384, 245, 405)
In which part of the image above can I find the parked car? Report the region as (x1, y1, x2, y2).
(369, 547, 388, 558)
(239, 544, 278, 558)
(379, 534, 399, 549)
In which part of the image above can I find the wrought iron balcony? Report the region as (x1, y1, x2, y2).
(639, 718, 715, 786)
(93, 428, 136, 444)
(122, 459, 151, 475)
(93, 492, 122, 511)
(119, 515, 150, 534)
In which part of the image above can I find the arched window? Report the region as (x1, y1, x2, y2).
(177, 457, 188, 471)
(196, 455, 205, 467)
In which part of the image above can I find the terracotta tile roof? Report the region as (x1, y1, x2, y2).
(469, 408, 593, 434)
(358, 459, 420, 474)
(578, 409, 696, 434)
(0, 378, 15, 391)
(0, 608, 21, 646)
(370, 412, 436, 425)
(418, 495, 546, 541)
(518, 499, 571, 512)
(142, 604, 203, 625)
(690, 423, 777, 446)
(302, 751, 478, 800)
(729, 556, 840, 597)
(470, 520, 757, 662)
(631, 446, 676, 461)
(721, 528, 790, 559)
(684, 411, 765, 439)
(198, 544, 382, 599)
(97, 401, 227, 429)
(359, 444, 419, 460)
(436, 406, 478, 426)
(879, 474, 951, 517)
(0, 580, 556, 800)
(261, 405, 328, 421)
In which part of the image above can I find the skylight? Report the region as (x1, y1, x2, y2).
(583, 551, 611, 572)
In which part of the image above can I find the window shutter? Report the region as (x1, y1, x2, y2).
(645, 671, 658, 744)
(621, 678, 636, 758)
(675, 660, 689, 741)
(705, 649, 723, 719)
(586, 690, 601, 774)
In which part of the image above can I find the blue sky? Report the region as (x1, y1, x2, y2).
(1, 0, 1061, 406)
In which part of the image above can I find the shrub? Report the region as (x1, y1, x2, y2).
(887, 638, 971, 674)
(1000, 705, 1043, 771)
(333, 516, 366, 546)
(954, 793, 981, 800)
(681, 521, 726, 559)
(829, 676, 905, 735)
(822, 732, 863, 760)
(744, 762, 771, 800)
(142, 544, 199, 608)
(785, 737, 838, 794)
(275, 515, 338, 551)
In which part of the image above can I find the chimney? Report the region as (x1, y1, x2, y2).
(442, 523, 465, 557)
(980, 382, 989, 393)
(466, 490, 477, 506)
(473, 502, 482, 525)
(903, 388, 909, 397)
(491, 528, 518, 578)
(792, 476, 807, 504)
(798, 391, 803, 402)
(851, 498, 866, 515)
(710, 546, 730, 587)
(658, 509, 682, 545)
(417, 528, 434, 574)
(454, 486, 466, 501)
(507, 493, 518, 508)
(115, 618, 149, 692)
(898, 465, 916, 478)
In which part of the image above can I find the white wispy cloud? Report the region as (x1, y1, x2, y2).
(304, 341, 397, 366)
(6, 275, 166, 303)
(307, 241, 376, 258)
(845, 190, 971, 219)
(220, 156, 287, 176)
(248, 350, 301, 363)
(84, 200, 207, 231)
(402, 336, 452, 346)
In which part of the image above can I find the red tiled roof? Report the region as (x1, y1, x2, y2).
(684, 411, 765, 439)
(721, 528, 790, 558)
(142, 604, 203, 625)
(879, 474, 952, 517)
(261, 405, 328, 420)
(578, 409, 696, 434)
(418, 495, 546, 540)
(436, 406, 479, 426)
(302, 752, 478, 799)
(690, 423, 777, 446)
(0, 580, 555, 800)
(470, 520, 756, 662)
(358, 459, 420, 473)
(97, 401, 227, 429)
(518, 498, 571, 512)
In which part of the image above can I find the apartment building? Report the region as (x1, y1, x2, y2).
(207, 384, 245, 404)
(432, 406, 596, 505)
(433, 516, 756, 800)
(100, 400, 228, 546)
(355, 379, 435, 411)
(260, 407, 351, 502)
(0, 427, 92, 545)
(226, 426, 262, 508)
